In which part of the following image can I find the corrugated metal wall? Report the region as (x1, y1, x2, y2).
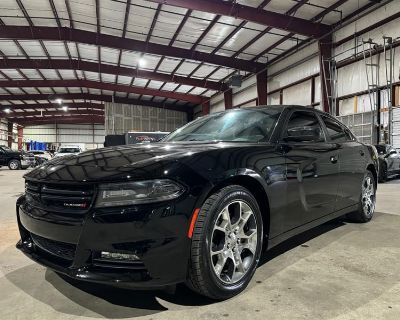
(105, 102, 186, 134)
(209, 1, 400, 118)
(23, 124, 105, 149)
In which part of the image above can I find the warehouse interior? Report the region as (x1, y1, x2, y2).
(1, 0, 400, 319)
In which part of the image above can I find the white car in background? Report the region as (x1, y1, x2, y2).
(54, 144, 85, 158)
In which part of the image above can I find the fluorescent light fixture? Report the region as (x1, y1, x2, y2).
(62, 106, 68, 111)
(56, 98, 63, 104)
(138, 58, 146, 67)
(4, 108, 11, 113)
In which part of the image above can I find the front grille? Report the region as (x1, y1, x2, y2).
(31, 233, 76, 261)
(25, 181, 95, 214)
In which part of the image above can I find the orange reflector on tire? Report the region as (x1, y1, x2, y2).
(188, 208, 200, 239)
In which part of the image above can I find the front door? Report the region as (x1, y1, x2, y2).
(279, 110, 340, 232)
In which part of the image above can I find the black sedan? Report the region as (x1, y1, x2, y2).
(374, 144, 400, 182)
(16, 106, 378, 300)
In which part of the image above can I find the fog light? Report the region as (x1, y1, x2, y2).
(100, 251, 140, 261)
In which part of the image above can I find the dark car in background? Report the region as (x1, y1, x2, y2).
(16, 106, 378, 300)
(375, 144, 400, 182)
(0, 145, 35, 170)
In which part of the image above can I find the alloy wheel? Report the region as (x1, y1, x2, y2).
(210, 201, 258, 284)
(362, 176, 375, 217)
(9, 161, 18, 170)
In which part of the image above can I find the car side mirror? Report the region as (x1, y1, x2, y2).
(285, 126, 321, 142)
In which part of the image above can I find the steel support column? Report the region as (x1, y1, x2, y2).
(319, 34, 333, 113)
(7, 122, 13, 148)
(256, 70, 268, 105)
(17, 126, 23, 150)
(224, 89, 233, 109)
(202, 101, 210, 115)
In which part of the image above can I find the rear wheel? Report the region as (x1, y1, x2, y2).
(8, 159, 21, 170)
(347, 171, 376, 222)
(187, 185, 263, 300)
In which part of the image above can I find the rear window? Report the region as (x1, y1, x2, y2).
(321, 116, 353, 142)
(58, 148, 80, 153)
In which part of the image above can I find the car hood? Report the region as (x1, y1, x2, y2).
(24, 142, 250, 183)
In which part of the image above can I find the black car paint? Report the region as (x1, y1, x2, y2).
(375, 144, 400, 179)
(16, 106, 378, 288)
(0, 146, 34, 169)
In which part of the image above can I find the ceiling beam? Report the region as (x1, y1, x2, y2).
(10, 115, 105, 125)
(147, 0, 331, 38)
(0, 59, 228, 91)
(0, 26, 263, 73)
(0, 79, 204, 104)
(0, 102, 104, 110)
(0, 93, 189, 112)
(1, 109, 104, 118)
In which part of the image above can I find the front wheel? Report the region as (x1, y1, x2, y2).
(8, 159, 21, 170)
(347, 171, 376, 222)
(187, 185, 263, 300)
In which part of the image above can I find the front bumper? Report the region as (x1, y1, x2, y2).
(21, 158, 35, 168)
(16, 195, 195, 288)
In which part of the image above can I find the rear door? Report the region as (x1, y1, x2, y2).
(279, 110, 340, 230)
(320, 115, 366, 210)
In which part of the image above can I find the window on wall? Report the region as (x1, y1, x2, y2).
(321, 115, 353, 142)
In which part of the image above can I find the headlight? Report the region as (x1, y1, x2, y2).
(95, 179, 185, 208)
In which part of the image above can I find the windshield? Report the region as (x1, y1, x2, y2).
(58, 148, 80, 153)
(164, 108, 282, 142)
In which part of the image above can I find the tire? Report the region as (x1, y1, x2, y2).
(347, 171, 376, 223)
(187, 185, 263, 300)
(8, 159, 21, 170)
(379, 163, 388, 183)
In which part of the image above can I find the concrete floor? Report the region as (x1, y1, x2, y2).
(1, 168, 400, 320)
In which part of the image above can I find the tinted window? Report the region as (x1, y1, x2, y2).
(58, 148, 80, 153)
(164, 108, 282, 142)
(321, 116, 352, 142)
(285, 111, 324, 142)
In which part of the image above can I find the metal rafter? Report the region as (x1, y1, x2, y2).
(2, 109, 104, 118)
(142, 8, 192, 99)
(0, 26, 264, 72)
(0, 79, 204, 103)
(0, 93, 192, 112)
(147, 0, 331, 37)
(0, 59, 227, 91)
(12, 115, 105, 125)
(0, 102, 105, 110)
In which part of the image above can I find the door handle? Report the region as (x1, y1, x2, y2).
(359, 150, 365, 156)
(330, 155, 338, 164)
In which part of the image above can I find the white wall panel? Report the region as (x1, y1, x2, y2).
(268, 56, 319, 92)
(283, 81, 312, 106)
(105, 103, 186, 134)
(334, 2, 400, 44)
(23, 124, 105, 149)
(267, 92, 280, 105)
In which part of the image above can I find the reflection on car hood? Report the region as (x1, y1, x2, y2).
(24, 142, 237, 183)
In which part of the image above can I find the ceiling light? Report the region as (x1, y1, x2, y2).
(138, 58, 146, 67)
(56, 98, 63, 104)
(62, 106, 68, 112)
(4, 108, 11, 113)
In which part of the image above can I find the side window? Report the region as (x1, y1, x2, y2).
(321, 116, 352, 142)
(284, 111, 325, 143)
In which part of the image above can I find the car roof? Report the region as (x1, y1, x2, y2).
(240, 105, 326, 113)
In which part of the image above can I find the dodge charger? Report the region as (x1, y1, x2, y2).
(16, 105, 379, 300)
